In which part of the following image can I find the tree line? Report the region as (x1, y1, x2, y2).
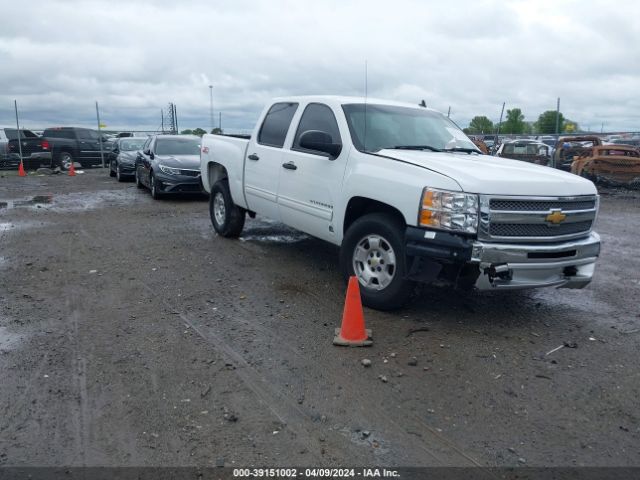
(180, 128, 223, 136)
(463, 110, 579, 135)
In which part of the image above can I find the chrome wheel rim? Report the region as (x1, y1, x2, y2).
(116, 165, 121, 180)
(213, 192, 226, 226)
(352, 234, 396, 290)
(150, 175, 156, 195)
(61, 154, 72, 170)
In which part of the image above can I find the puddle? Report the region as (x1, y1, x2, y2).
(0, 326, 23, 351)
(0, 190, 137, 213)
(0, 220, 47, 233)
(240, 234, 307, 243)
(45, 190, 138, 212)
(0, 195, 52, 210)
(240, 220, 308, 244)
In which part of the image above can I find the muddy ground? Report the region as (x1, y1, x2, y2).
(0, 168, 638, 468)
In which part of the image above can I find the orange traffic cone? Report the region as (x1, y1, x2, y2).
(333, 276, 372, 346)
(18, 161, 26, 177)
(68, 162, 76, 177)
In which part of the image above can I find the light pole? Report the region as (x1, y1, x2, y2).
(209, 85, 214, 133)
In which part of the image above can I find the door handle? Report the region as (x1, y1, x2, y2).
(282, 161, 297, 170)
(248, 153, 260, 161)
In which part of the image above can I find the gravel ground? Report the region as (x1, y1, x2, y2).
(0, 168, 638, 468)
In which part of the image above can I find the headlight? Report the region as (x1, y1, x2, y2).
(419, 187, 479, 234)
(159, 164, 181, 175)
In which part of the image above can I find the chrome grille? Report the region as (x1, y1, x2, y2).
(490, 221, 593, 237)
(479, 195, 598, 243)
(489, 199, 596, 211)
(180, 169, 200, 177)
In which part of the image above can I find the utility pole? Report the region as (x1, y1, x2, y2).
(495, 102, 505, 137)
(14, 100, 24, 164)
(219, 112, 222, 132)
(447, 106, 451, 118)
(174, 104, 178, 134)
(209, 85, 214, 133)
(554, 97, 561, 135)
(96, 101, 105, 168)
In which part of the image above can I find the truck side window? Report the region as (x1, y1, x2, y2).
(292, 103, 342, 155)
(257, 102, 298, 148)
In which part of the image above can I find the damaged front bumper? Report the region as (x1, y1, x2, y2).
(471, 232, 600, 290)
(405, 227, 600, 290)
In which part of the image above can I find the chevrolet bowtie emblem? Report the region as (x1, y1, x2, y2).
(546, 209, 567, 225)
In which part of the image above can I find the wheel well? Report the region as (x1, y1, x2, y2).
(207, 162, 228, 189)
(343, 197, 406, 234)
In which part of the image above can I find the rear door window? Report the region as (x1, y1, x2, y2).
(257, 102, 298, 148)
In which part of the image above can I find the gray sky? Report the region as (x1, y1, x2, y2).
(2, 0, 639, 133)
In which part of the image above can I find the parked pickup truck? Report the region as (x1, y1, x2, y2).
(42, 127, 111, 170)
(200, 96, 601, 310)
(0, 128, 52, 169)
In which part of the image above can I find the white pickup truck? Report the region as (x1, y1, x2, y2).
(200, 96, 600, 310)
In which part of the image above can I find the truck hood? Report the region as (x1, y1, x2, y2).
(155, 154, 200, 169)
(377, 150, 597, 196)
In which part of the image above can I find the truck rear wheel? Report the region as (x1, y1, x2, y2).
(59, 152, 73, 171)
(210, 180, 245, 237)
(340, 213, 413, 311)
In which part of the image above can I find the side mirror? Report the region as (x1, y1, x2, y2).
(298, 130, 342, 159)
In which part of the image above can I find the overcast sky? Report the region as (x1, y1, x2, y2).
(1, 0, 639, 133)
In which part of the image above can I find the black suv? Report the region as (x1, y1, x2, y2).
(42, 127, 112, 170)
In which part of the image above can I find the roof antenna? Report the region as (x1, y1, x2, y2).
(364, 60, 368, 152)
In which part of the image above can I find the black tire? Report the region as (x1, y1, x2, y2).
(135, 168, 144, 188)
(150, 171, 162, 199)
(209, 180, 245, 237)
(109, 160, 116, 177)
(59, 152, 73, 171)
(340, 213, 414, 311)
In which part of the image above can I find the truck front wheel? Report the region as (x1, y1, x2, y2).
(340, 213, 413, 311)
(210, 180, 245, 237)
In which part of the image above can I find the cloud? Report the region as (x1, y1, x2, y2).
(1, 0, 639, 132)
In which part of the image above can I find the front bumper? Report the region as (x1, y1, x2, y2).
(118, 163, 136, 175)
(405, 227, 600, 290)
(471, 232, 600, 290)
(154, 171, 204, 193)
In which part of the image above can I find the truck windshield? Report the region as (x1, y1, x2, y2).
(77, 129, 100, 140)
(342, 104, 478, 154)
(120, 139, 146, 151)
(155, 138, 201, 155)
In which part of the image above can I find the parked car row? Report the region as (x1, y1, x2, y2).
(0, 126, 164, 171)
(106, 134, 205, 199)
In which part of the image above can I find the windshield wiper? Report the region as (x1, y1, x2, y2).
(392, 145, 442, 152)
(442, 147, 481, 154)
